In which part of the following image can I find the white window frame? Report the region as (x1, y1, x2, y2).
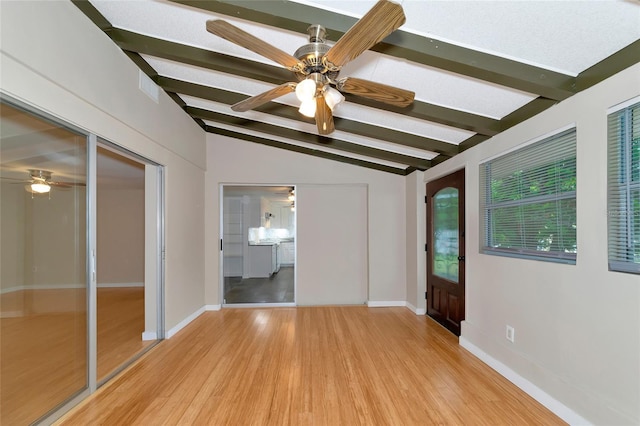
(607, 99, 640, 274)
(480, 128, 577, 264)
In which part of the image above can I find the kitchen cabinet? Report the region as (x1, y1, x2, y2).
(246, 243, 279, 278)
(223, 197, 243, 277)
(280, 241, 295, 265)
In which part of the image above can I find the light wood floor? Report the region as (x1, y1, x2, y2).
(97, 287, 154, 381)
(58, 307, 565, 425)
(0, 287, 152, 425)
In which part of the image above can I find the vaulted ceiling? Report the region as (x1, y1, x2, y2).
(73, 0, 640, 175)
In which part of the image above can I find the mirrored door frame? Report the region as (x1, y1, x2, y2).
(0, 94, 166, 424)
(93, 140, 165, 387)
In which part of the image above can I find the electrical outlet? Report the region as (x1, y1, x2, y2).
(506, 325, 515, 343)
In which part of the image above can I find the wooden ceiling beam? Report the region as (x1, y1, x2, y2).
(111, 29, 496, 140)
(159, 77, 458, 155)
(207, 126, 411, 176)
(171, 0, 577, 101)
(187, 107, 432, 170)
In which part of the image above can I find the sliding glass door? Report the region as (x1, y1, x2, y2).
(0, 99, 164, 424)
(0, 101, 88, 424)
(96, 145, 159, 383)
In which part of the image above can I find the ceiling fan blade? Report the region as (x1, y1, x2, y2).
(231, 83, 296, 112)
(207, 20, 302, 71)
(50, 181, 85, 188)
(315, 95, 335, 135)
(324, 0, 405, 68)
(338, 77, 414, 107)
(1, 176, 28, 182)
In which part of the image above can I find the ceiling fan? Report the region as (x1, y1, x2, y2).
(1, 169, 86, 194)
(206, 0, 415, 136)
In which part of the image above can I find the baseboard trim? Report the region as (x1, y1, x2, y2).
(0, 310, 25, 318)
(367, 301, 405, 307)
(459, 337, 591, 426)
(0, 286, 24, 294)
(366, 301, 426, 315)
(406, 302, 426, 315)
(0, 283, 143, 294)
(0, 284, 84, 294)
(166, 306, 206, 339)
(141, 331, 157, 341)
(98, 282, 144, 288)
(205, 304, 221, 311)
(222, 303, 295, 308)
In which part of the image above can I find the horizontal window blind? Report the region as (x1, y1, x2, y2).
(608, 101, 640, 274)
(480, 129, 577, 263)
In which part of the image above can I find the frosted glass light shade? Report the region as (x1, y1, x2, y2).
(299, 99, 317, 117)
(31, 183, 51, 193)
(324, 86, 345, 111)
(295, 79, 317, 102)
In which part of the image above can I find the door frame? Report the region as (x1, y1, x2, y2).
(426, 168, 465, 335)
(219, 184, 297, 307)
(0, 94, 166, 424)
(93, 139, 165, 388)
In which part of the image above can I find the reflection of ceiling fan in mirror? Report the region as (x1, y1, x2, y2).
(1, 169, 86, 195)
(206, 0, 415, 136)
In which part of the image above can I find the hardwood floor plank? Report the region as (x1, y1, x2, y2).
(57, 307, 565, 425)
(0, 287, 155, 425)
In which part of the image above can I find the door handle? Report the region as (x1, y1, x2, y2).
(458, 256, 465, 261)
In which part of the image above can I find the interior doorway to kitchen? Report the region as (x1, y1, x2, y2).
(221, 185, 296, 306)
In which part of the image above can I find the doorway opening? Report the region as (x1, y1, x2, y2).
(221, 185, 296, 306)
(95, 144, 163, 384)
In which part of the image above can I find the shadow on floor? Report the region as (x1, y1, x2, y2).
(224, 266, 294, 304)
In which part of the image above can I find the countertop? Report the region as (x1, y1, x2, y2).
(248, 238, 294, 246)
(248, 241, 279, 246)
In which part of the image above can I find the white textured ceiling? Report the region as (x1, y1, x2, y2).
(297, 0, 640, 75)
(95, 0, 539, 117)
(81, 0, 640, 172)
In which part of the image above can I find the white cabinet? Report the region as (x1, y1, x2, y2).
(246, 244, 278, 278)
(223, 197, 243, 277)
(272, 244, 278, 273)
(278, 206, 295, 235)
(280, 241, 295, 265)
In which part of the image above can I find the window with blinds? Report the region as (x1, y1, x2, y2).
(480, 128, 577, 263)
(608, 101, 640, 274)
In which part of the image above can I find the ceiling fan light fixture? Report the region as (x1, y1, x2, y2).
(31, 182, 51, 193)
(295, 78, 317, 102)
(299, 99, 317, 118)
(206, 1, 413, 136)
(323, 86, 345, 111)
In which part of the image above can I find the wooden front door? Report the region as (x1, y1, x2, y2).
(426, 169, 465, 336)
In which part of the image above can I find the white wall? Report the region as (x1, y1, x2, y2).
(0, 183, 87, 294)
(0, 183, 26, 292)
(405, 170, 425, 314)
(414, 64, 640, 424)
(0, 1, 206, 332)
(205, 134, 407, 306)
(97, 188, 144, 286)
(296, 184, 368, 305)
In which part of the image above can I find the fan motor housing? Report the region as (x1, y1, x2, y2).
(293, 25, 339, 81)
(28, 169, 52, 181)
